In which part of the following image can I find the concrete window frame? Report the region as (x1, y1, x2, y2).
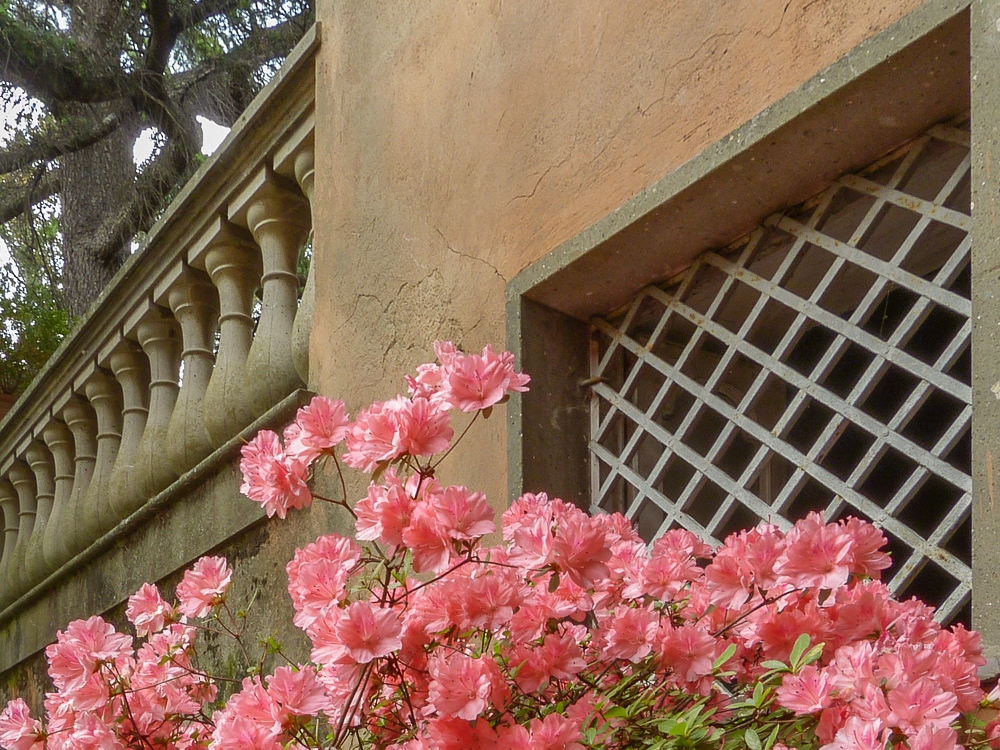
(505, 0, 1000, 661)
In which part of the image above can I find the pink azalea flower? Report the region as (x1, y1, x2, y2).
(511, 632, 587, 692)
(402, 504, 454, 574)
(598, 604, 659, 663)
(775, 664, 836, 715)
(266, 665, 329, 723)
(239, 430, 312, 519)
(283, 396, 350, 465)
(429, 484, 495, 540)
(825, 717, 891, 750)
(427, 652, 501, 720)
(45, 616, 133, 697)
(66, 712, 124, 750)
(286, 533, 362, 630)
(551, 508, 611, 589)
(657, 623, 719, 683)
(842, 517, 892, 578)
(438, 343, 530, 412)
(175, 556, 233, 618)
(775, 512, 855, 590)
(355, 469, 417, 548)
(126, 583, 175, 637)
(502, 492, 554, 541)
(0, 699, 43, 750)
(333, 601, 403, 664)
(528, 713, 584, 750)
(885, 678, 959, 735)
(342, 399, 402, 471)
(393, 396, 453, 457)
(909, 726, 961, 750)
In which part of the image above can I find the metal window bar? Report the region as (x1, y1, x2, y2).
(589, 121, 972, 624)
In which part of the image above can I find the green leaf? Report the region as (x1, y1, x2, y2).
(745, 728, 762, 750)
(789, 633, 811, 667)
(713, 642, 737, 671)
(760, 660, 788, 671)
(604, 706, 629, 720)
(801, 643, 826, 668)
(765, 725, 780, 750)
(752, 682, 763, 706)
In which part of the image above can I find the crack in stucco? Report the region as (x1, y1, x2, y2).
(435, 227, 507, 283)
(760, 1, 793, 39)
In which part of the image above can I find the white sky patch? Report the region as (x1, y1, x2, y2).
(133, 127, 162, 167)
(198, 116, 230, 156)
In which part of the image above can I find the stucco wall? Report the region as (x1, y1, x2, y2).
(309, 0, 924, 508)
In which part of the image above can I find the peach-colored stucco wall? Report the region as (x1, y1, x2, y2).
(310, 0, 923, 505)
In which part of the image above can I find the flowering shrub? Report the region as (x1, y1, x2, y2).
(0, 342, 996, 750)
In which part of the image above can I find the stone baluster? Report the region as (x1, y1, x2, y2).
(80, 369, 123, 540)
(166, 266, 220, 475)
(0, 479, 18, 607)
(123, 308, 182, 516)
(63, 397, 98, 559)
(201, 223, 263, 447)
(289, 142, 315, 384)
(8, 460, 36, 598)
(233, 171, 310, 414)
(24, 441, 55, 585)
(103, 341, 150, 529)
(41, 421, 74, 571)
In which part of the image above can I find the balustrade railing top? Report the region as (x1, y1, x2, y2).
(0, 24, 319, 619)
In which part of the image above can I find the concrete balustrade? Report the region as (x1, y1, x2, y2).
(8, 461, 35, 599)
(231, 169, 310, 414)
(81, 370, 123, 540)
(275, 120, 316, 385)
(104, 340, 150, 530)
(62, 397, 98, 560)
(41, 421, 74, 572)
(198, 220, 262, 447)
(0, 479, 17, 607)
(23, 441, 54, 585)
(128, 309, 183, 513)
(0, 25, 316, 620)
(166, 266, 220, 475)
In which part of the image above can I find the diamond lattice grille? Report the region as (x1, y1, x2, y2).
(589, 123, 972, 624)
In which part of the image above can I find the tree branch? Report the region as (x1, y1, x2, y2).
(144, 0, 182, 75)
(0, 171, 60, 225)
(0, 11, 133, 105)
(174, 0, 248, 34)
(0, 114, 119, 176)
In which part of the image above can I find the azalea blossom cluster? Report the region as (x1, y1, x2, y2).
(0, 559, 230, 750)
(1, 343, 996, 750)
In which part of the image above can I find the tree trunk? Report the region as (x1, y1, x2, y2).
(59, 1, 137, 318)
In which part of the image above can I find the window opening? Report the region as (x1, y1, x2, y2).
(589, 121, 972, 624)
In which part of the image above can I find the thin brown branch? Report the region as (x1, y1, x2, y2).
(0, 170, 59, 225)
(0, 114, 119, 176)
(174, 0, 248, 33)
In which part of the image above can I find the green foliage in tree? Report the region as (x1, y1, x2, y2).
(0, 262, 73, 394)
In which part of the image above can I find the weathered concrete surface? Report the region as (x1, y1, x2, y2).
(311, 0, 926, 510)
(971, 0, 1000, 662)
